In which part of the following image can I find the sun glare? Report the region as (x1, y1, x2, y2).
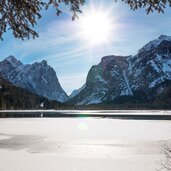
(79, 8, 113, 46)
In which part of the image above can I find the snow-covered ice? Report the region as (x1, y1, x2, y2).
(0, 117, 170, 171)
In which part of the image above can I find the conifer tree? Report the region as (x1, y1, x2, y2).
(0, 0, 170, 40)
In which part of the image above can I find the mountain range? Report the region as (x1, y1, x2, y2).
(0, 35, 171, 109)
(0, 56, 68, 102)
(69, 35, 171, 105)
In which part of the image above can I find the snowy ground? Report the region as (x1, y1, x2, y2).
(0, 118, 171, 171)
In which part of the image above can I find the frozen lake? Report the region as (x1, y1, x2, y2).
(1, 110, 171, 119)
(0, 116, 171, 170)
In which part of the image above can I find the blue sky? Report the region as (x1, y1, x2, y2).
(0, 0, 171, 95)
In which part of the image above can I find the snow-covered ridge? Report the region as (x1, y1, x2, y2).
(5, 56, 19, 64)
(5, 56, 23, 68)
(139, 35, 171, 53)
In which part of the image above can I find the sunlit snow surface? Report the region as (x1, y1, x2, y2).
(0, 112, 171, 171)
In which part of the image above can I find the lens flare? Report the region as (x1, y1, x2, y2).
(78, 123, 88, 130)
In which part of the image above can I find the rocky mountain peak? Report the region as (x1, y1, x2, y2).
(5, 55, 17, 62)
(139, 35, 171, 53)
(101, 55, 125, 65)
(101, 55, 115, 64)
(101, 55, 128, 72)
(158, 35, 171, 41)
(41, 60, 48, 66)
(4, 56, 23, 67)
(0, 57, 68, 102)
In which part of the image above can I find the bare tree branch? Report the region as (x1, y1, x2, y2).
(159, 142, 171, 171)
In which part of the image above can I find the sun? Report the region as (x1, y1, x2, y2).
(78, 8, 113, 46)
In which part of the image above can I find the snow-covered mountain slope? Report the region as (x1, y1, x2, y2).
(0, 76, 65, 110)
(69, 35, 171, 105)
(138, 35, 171, 53)
(0, 56, 68, 102)
(69, 55, 133, 105)
(69, 84, 86, 99)
(130, 35, 171, 89)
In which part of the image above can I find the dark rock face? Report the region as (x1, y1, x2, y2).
(69, 55, 133, 105)
(69, 35, 171, 105)
(0, 56, 68, 102)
